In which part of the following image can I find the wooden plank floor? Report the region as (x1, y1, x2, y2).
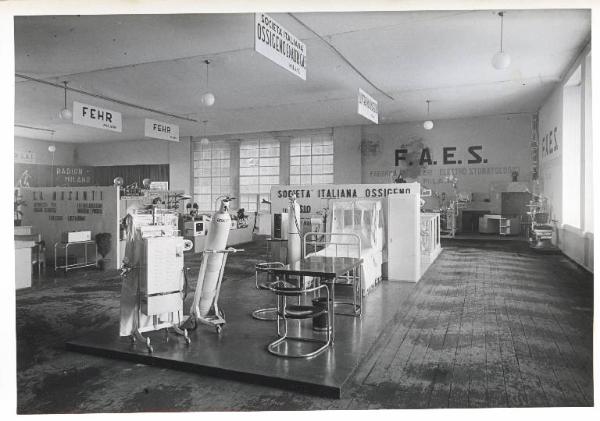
(16, 239, 593, 412)
(355, 240, 594, 408)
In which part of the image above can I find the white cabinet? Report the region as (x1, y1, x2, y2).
(387, 194, 421, 282)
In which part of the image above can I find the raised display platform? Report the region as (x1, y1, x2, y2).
(66, 278, 413, 398)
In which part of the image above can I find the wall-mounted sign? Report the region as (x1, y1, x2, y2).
(54, 166, 95, 187)
(14, 150, 35, 164)
(358, 88, 378, 124)
(73, 101, 122, 132)
(144, 118, 179, 142)
(540, 126, 559, 161)
(255, 13, 307, 80)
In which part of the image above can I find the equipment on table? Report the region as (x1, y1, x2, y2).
(119, 208, 193, 353)
(185, 197, 243, 333)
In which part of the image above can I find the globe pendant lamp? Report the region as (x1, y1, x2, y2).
(59, 81, 72, 119)
(423, 100, 434, 130)
(201, 60, 215, 107)
(200, 120, 210, 145)
(492, 12, 511, 70)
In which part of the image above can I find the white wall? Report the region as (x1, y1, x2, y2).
(361, 114, 533, 212)
(14, 136, 76, 165)
(537, 43, 593, 272)
(333, 125, 362, 183)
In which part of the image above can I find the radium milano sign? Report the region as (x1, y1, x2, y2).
(270, 183, 419, 215)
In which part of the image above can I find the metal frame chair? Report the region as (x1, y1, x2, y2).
(267, 279, 332, 358)
(252, 262, 285, 321)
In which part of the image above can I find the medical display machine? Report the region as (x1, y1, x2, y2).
(119, 209, 192, 353)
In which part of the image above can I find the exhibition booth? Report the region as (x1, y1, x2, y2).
(65, 181, 442, 397)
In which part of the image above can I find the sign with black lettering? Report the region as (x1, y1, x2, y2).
(394, 145, 486, 167)
(270, 183, 419, 216)
(255, 13, 306, 80)
(540, 126, 559, 161)
(73, 101, 122, 132)
(358, 89, 378, 124)
(144, 118, 179, 142)
(54, 166, 95, 187)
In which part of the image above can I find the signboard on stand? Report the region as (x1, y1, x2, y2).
(144, 119, 179, 142)
(270, 182, 420, 215)
(73, 101, 122, 132)
(254, 13, 307, 80)
(358, 88, 378, 124)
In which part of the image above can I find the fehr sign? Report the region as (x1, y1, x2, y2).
(254, 13, 307, 80)
(144, 118, 179, 142)
(358, 88, 378, 124)
(73, 101, 122, 132)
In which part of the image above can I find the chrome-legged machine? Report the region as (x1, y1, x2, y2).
(121, 263, 191, 354)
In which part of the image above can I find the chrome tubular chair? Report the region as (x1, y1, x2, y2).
(267, 279, 333, 358)
(252, 262, 285, 321)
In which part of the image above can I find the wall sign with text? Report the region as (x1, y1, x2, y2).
(540, 126, 559, 161)
(73, 101, 122, 132)
(255, 13, 307, 80)
(358, 88, 378, 124)
(144, 118, 179, 142)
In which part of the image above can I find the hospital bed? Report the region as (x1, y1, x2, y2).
(303, 199, 384, 295)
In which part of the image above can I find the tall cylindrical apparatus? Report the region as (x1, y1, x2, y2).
(287, 194, 302, 265)
(198, 198, 231, 316)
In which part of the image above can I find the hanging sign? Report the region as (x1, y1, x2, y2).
(144, 118, 179, 142)
(358, 88, 378, 124)
(255, 13, 307, 80)
(73, 101, 122, 132)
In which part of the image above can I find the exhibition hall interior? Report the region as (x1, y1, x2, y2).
(11, 6, 595, 414)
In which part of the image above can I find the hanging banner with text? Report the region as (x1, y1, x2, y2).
(358, 88, 378, 124)
(255, 13, 307, 80)
(144, 118, 179, 142)
(73, 101, 122, 132)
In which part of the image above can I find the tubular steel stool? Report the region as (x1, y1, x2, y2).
(252, 262, 285, 321)
(267, 279, 333, 358)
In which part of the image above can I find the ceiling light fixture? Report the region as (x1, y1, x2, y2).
(200, 120, 210, 145)
(201, 60, 215, 107)
(492, 12, 511, 70)
(59, 81, 73, 119)
(423, 100, 434, 130)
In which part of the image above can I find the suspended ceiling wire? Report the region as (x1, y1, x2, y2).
(15, 73, 199, 123)
(287, 13, 394, 101)
(15, 124, 56, 134)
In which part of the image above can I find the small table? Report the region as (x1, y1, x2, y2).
(270, 256, 363, 343)
(54, 240, 98, 273)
